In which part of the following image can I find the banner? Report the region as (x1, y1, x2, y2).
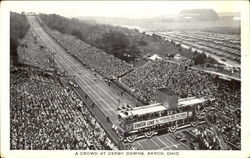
(133, 112, 187, 130)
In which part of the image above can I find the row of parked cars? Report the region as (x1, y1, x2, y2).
(156, 31, 241, 63)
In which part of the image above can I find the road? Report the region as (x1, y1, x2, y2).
(133, 133, 188, 150)
(28, 15, 188, 150)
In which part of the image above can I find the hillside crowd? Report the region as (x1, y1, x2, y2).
(17, 28, 52, 69)
(10, 68, 118, 150)
(121, 60, 216, 104)
(44, 27, 133, 79)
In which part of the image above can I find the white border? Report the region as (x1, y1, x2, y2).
(1, 1, 249, 158)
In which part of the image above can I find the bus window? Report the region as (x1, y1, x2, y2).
(155, 112, 160, 117)
(185, 105, 191, 111)
(125, 117, 136, 124)
(161, 110, 167, 116)
(149, 113, 155, 118)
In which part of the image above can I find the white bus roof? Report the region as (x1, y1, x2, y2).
(178, 97, 207, 107)
(118, 97, 207, 118)
(118, 103, 166, 118)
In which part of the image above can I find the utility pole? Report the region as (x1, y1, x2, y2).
(51, 52, 56, 68)
(133, 52, 135, 67)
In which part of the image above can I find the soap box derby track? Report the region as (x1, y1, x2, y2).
(28, 15, 213, 150)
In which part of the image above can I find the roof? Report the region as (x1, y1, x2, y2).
(178, 97, 207, 107)
(180, 9, 217, 14)
(118, 97, 208, 118)
(177, 9, 219, 21)
(158, 88, 176, 96)
(148, 54, 162, 60)
(174, 53, 182, 57)
(118, 103, 166, 118)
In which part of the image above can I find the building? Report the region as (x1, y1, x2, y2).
(176, 9, 219, 22)
(174, 53, 183, 60)
(148, 54, 163, 60)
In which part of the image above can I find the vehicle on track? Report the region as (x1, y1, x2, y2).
(117, 89, 214, 143)
(69, 79, 79, 88)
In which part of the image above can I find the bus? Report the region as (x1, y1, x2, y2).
(117, 96, 213, 143)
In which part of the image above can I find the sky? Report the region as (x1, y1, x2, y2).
(6, 1, 244, 19)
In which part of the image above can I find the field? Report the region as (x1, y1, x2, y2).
(156, 30, 240, 66)
(136, 19, 240, 35)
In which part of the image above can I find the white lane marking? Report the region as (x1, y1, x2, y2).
(159, 135, 175, 149)
(55, 55, 117, 116)
(158, 143, 180, 150)
(59, 53, 124, 108)
(70, 63, 139, 107)
(155, 137, 171, 150)
(140, 139, 154, 150)
(161, 134, 190, 150)
(73, 85, 113, 117)
(149, 138, 162, 149)
(134, 142, 144, 150)
(179, 140, 190, 150)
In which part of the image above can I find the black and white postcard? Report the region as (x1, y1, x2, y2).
(1, 1, 249, 158)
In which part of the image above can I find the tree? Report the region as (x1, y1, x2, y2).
(194, 53, 206, 65)
(138, 39, 147, 46)
(39, 13, 141, 63)
(99, 31, 130, 56)
(71, 29, 85, 41)
(10, 12, 30, 65)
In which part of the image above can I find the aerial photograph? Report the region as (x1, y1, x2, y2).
(5, 1, 247, 153)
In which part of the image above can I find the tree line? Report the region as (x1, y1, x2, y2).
(39, 14, 140, 63)
(10, 12, 30, 65)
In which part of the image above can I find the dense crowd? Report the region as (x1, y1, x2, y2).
(206, 81, 241, 149)
(16, 28, 52, 69)
(43, 26, 134, 79)
(189, 126, 221, 150)
(120, 60, 241, 148)
(121, 60, 216, 104)
(10, 68, 118, 150)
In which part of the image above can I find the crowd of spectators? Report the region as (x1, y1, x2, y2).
(189, 126, 221, 150)
(16, 28, 52, 70)
(121, 60, 216, 104)
(43, 26, 134, 79)
(120, 60, 241, 149)
(10, 67, 118, 150)
(206, 81, 241, 149)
